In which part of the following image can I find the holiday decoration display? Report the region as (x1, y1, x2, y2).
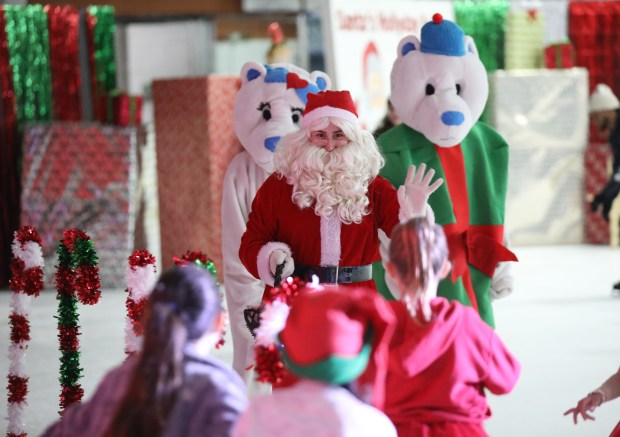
(173, 250, 225, 348)
(3, 5, 53, 124)
(253, 277, 308, 385)
(54, 229, 101, 413)
(153, 76, 242, 274)
(569, 1, 620, 95)
(46, 4, 81, 121)
(376, 13, 517, 327)
(20, 123, 139, 288)
(124, 249, 157, 356)
(6, 226, 44, 437)
(454, 0, 510, 73)
(0, 7, 20, 288)
(86, 5, 116, 124)
(544, 42, 576, 69)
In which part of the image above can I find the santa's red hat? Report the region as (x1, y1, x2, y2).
(302, 90, 359, 128)
(279, 286, 395, 409)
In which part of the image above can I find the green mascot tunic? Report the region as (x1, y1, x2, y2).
(374, 122, 517, 327)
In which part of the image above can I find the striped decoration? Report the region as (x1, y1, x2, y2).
(124, 250, 157, 356)
(7, 226, 44, 437)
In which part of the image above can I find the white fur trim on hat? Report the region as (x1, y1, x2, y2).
(302, 106, 360, 129)
(257, 241, 292, 287)
(590, 84, 620, 113)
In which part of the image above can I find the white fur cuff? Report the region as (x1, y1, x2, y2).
(257, 242, 292, 287)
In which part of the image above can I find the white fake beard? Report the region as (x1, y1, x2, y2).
(279, 139, 380, 224)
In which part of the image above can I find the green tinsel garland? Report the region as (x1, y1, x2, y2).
(3, 5, 52, 124)
(55, 231, 101, 413)
(88, 6, 116, 100)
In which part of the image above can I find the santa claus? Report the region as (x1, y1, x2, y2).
(239, 90, 443, 294)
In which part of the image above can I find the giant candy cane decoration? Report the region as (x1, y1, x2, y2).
(54, 229, 101, 414)
(124, 250, 157, 356)
(7, 226, 44, 437)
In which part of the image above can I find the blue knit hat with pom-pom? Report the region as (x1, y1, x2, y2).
(420, 13, 465, 57)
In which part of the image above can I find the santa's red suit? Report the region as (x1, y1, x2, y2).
(239, 172, 400, 296)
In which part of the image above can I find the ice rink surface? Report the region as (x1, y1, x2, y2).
(1, 244, 619, 436)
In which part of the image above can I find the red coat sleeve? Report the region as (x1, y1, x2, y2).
(372, 176, 400, 239)
(238, 175, 280, 279)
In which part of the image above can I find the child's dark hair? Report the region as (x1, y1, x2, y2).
(389, 218, 449, 319)
(104, 265, 222, 437)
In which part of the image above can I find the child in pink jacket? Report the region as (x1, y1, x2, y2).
(379, 217, 521, 436)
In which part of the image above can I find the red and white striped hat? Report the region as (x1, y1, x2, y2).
(302, 90, 359, 128)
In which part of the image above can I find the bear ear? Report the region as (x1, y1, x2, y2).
(240, 61, 267, 84)
(397, 35, 420, 58)
(310, 71, 331, 91)
(464, 36, 479, 58)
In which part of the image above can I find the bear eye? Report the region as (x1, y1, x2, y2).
(291, 107, 303, 124)
(425, 84, 435, 96)
(456, 84, 462, 95)
(258, 102, 272, 121)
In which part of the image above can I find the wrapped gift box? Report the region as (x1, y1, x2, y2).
(488, 68, 589, 245)
(20, 123, 139, 288)
(583, 140, 612, 244)
(544, 42, 576, 69)
(152, 76, 242, 279)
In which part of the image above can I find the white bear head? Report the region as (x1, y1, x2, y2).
(390, 14, 488, 147)
(233, 62, 331, 173)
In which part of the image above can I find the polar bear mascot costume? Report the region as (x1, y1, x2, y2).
(374, 14, 517, 328)
(222, 62, 330, 390)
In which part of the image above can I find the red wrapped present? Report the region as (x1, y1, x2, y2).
(95, 91, 143, 126)
(152, 76, 242, 279)
(584, 137, 612, 244)
(544, 42, 576, 68)
(113, 93, 143, 126)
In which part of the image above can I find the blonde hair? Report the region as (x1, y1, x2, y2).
(388, 218, 448, 322)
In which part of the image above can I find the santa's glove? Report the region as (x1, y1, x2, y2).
(591, 178, 620, 221)
(489, 261, 514, 300)
(398, 163, 443, 223)
(269, 249, 295, 286)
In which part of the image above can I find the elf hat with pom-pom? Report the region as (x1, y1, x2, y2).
(589, 83, 620, 113)
(302, 90, 359, 128)
(421, 13, 465, 57)
(279, 287, 395, 409)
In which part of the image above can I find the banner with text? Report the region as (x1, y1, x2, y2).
(322, 0, 453, 130)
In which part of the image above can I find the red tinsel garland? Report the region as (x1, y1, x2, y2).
(126, 294, 147, 336)
(60, 386, 84, 411)
(128, 249, 156, 268)
(58, 326, 80, 351)
(173, 250, 225, 348)
(7, 375, 28, 404)
(9, 314, 30, 344)
(125, 249, 156, 356)
(45, 5, 81, 121)
(253, 277, 307, 385)
(75, 265, 101, 305)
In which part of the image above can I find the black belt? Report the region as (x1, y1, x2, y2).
(293, 263, 372, 284)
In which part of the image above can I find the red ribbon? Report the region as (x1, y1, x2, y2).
(435, 145, 517, 311)
(444, 224, 518, 281)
